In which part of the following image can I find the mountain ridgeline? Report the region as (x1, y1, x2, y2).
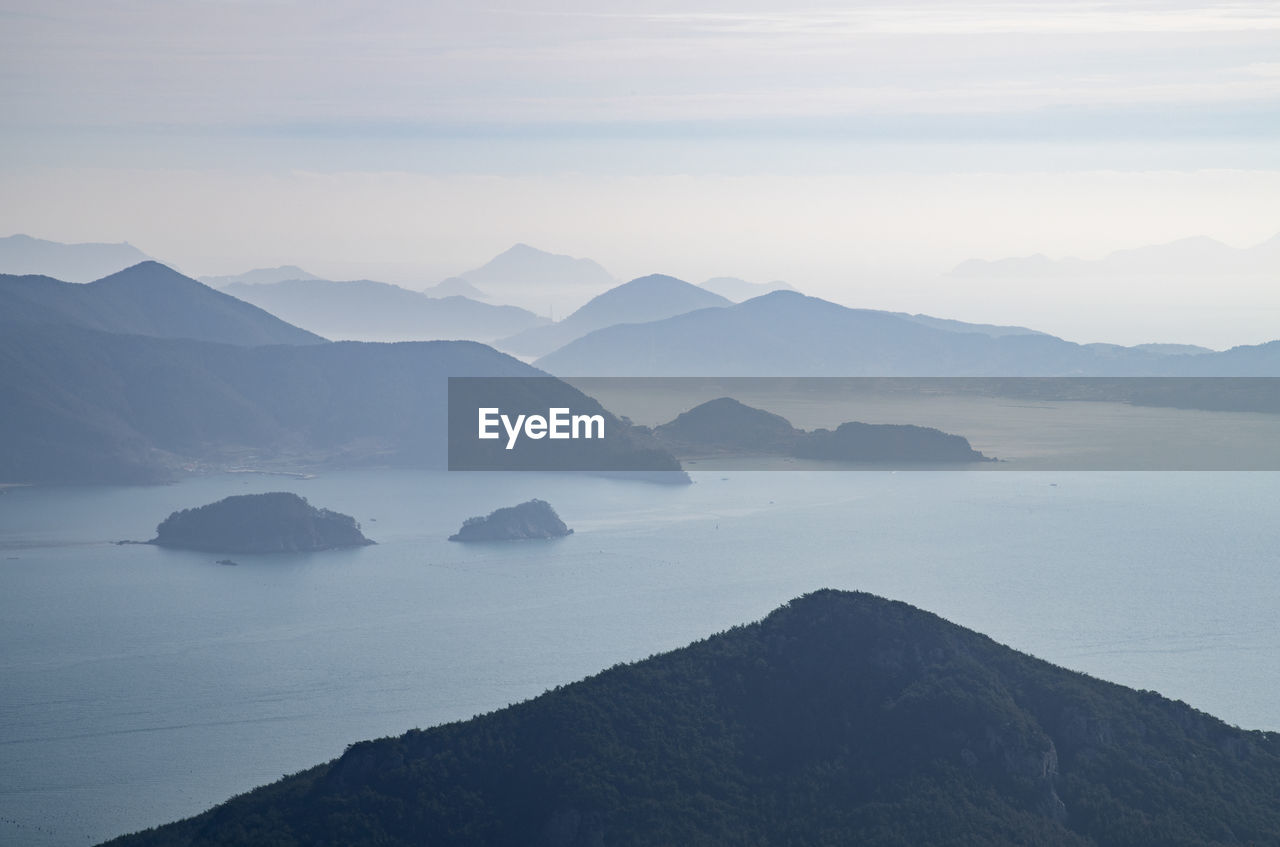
(535, 290, 1280, 377)
(0, 261, 325, 346)
(496, 274, 731, 358)
(104, 590, 1280, 846)
(0, 233, 153, 282)
(222, 277, 548, 343)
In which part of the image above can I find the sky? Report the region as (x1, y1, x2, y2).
(3, 0, 1280, 346)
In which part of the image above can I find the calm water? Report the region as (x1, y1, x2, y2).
(1, 470, 1278, 846)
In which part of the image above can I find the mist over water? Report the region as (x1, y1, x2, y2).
(2, 469, 1277, 845)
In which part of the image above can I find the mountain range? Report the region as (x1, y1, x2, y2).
(952, 232, 1280, 280)
(535, 290, 1280, 377)
(496, 274, 731, 358)
(222, 277, 547, 342)
(0, 261, 324, 346)
(199, 265, 322, 287)
(104, 590, 1280, 846)
(0, 261, 676, 484)
(0, 233, 153, 283)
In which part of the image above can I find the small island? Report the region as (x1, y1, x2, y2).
(149, 492, 375, 554)
(449, 499, 573, 542)
(653, 397, 994, 464)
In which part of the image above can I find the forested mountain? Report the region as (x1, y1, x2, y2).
(105, 590, 1280, 846)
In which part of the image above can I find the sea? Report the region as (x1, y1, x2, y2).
(1, 468, 1278, 845)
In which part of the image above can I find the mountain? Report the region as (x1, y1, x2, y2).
(700, 276, 796, 301)
(534, 290, 1280, 377)
(452, 244, 616, 316)
(425, 276, 489, 299)
(654, 396, 799, 452)
(0, 261, 325, 346)
(199, 265, 321, 287)
(951, 232, 1280, 280)
(0, 233, 152, 282)
(496, 274, 731, 358)
(104, 590, 1280, 846)
(0, 324, 682, 484)
(222, 277, 547, 342)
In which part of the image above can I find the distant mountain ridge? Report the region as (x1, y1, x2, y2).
(0, 233, 153, 282)
(451, 243, 616, 316)
(952, 232, 1280, 279)
(496, 274, 731, 357)
(535, 290, 1280, 376)
(200, 265, 321, 287)
(222, 277, 547, 342)
(0, 261, 324, 346)
(700, 276, 796, 301)
(104, 589, 1280, 846)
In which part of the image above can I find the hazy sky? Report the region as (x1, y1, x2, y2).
(3, 1, 1280, 345)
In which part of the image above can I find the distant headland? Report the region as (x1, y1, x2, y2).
(653, 397, 994, 464)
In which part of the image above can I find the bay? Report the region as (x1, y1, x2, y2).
(1, 469, 1277, 845)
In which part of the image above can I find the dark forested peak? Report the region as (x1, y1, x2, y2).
(150, 492, 374, 554)
(104, 589, 1280, 846)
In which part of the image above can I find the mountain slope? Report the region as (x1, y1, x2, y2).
(222, 277, 547, 342)
(105, 590, 1280, 846)
(0, 323, 682, 484)
(0, 262, 324, 346)
(496, 274, 731, 357)
(0, 326, 521, 483)
(0, 233, 152, 282)
(535, 291, 1280, 376)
